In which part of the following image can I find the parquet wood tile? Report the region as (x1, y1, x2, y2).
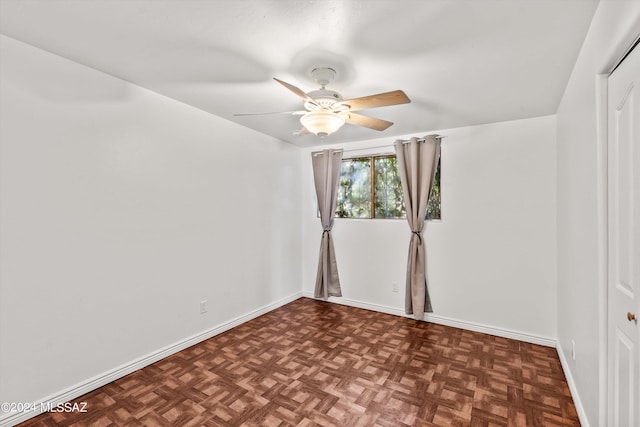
(17, 298, 579, 426)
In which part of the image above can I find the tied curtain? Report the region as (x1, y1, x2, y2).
(312, 149, 344, 298)
(394, 135, 441, 319)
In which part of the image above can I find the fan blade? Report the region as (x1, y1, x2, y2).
(346, 112, 393, 131)
(234, 110, 306, 116)
(273, 78, 318, 106)
(340, 90, 410, 111)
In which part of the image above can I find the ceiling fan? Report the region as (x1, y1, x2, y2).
(235, 67, 411, 137)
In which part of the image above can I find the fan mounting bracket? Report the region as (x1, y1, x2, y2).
(310, 67, 336, 88)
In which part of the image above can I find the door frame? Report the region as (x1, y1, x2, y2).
(599, 34, 640, 426)
(595, 72, 608, 427)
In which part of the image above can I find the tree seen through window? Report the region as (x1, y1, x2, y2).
(335, 155, 441, 220)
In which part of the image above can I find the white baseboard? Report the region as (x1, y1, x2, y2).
(302, 292, 557, 347)
(0, 291, 303, 427)
(556, 343, 589, 427)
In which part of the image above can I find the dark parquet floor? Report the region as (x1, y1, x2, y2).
(18, 298, 579, 426)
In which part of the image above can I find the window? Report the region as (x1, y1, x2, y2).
(426, 157, 441, 220)
(335, 154, 441, 220)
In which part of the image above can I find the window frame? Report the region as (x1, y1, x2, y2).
(334, 153, 441, 221)
(335, 155, 373, 219)
(371, 154, 404, 219)
(339, 154, 400, 219)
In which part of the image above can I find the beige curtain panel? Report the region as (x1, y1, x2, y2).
(311, 149, 344, 299)
(394, 135, 441, 319)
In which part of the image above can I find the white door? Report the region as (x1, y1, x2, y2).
(608, 42, 640, 427)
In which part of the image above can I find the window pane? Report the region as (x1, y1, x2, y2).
(336, 158, 371, 218)
(374, 156, 405, 219)
(426, 158, 441, 220)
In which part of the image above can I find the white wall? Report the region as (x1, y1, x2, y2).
(555, 1, 640, 425)
(0, 35, 301, 406)
(302, 116, 557, 340)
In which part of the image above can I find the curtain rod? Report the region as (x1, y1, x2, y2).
(341, 135, 446, 154)
(394, 135, 446, 143)
(312, 135, 445, 156)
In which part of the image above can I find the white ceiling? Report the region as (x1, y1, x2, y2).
(0, 0, 598, 147)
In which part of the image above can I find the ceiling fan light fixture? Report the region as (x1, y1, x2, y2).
(300, 111, 346, 136)
(237, 70, 411, 137)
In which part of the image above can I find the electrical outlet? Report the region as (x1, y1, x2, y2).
(392, 282, 399, 293)
(200, 300, 207, 314)
(571, 339, 576, 361)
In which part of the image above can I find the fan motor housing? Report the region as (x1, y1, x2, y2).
(305, 89, 343, 110)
